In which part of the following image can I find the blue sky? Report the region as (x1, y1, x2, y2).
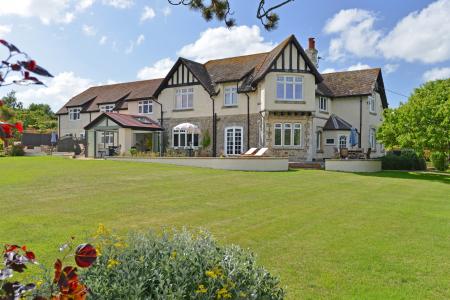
(0, 0, 449, 111)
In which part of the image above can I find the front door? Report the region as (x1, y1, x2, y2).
(225, 126, 243, 155)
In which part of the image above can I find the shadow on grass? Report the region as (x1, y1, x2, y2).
(355, 170, 449, 184)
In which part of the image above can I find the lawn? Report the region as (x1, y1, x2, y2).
(1, 157, 449, 299)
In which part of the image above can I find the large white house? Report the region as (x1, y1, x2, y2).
(57, 35, 388, 160)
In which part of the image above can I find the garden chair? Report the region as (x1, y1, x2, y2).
(340, 148, 349, 159)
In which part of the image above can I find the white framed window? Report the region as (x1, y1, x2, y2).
(80, 132, 85, 139)
(319, 97, 328, 112)
(172, 129, 199, 148)
(175, 88, 194, 109)
(369, 127, 377, 150)
(225, 126, 243, 155)
(339, 135, 347, 149)
(224, 86, 238, 106)
(316, 131, 322, 150)
(69, 108, 81, 121)
(325, 138, 335, 145)
(276, 76, 303, 101)
(368, 95, 376, 113)
(100, 131, 114, 144)
(138, 100, 153, 114)
(274, 123, 302, 147)
(99, 104, 115, 112)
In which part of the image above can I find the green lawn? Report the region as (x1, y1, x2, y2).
(1, 157, 449, 299)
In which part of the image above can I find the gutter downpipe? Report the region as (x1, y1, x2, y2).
(359, 96, 363, 148)
(152, 98, 164, 156)
(245, 93, 251, 151)
(209, 95, 217, 157)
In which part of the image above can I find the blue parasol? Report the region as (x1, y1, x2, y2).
(349, 128, 358, 147)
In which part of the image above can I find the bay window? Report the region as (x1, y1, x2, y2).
(173, 129, 199, 148)
(276, 76, 303, 101)
(138, 100, 153, 114)
(274, 123, 302, 147)
(176, 88, 194, 109)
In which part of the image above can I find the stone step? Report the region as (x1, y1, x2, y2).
(289, 162, 323, 169)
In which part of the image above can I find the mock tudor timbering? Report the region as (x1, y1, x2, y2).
(57, 34, 388, 161)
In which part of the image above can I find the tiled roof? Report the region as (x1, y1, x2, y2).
(57, 78, 163, 114)
(319, 68, 381, 97)
(84, 112, 162, 131)
(323, 114, 353, 131)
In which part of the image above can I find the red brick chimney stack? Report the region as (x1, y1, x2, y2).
(308, 37, 316, 50)
(306, 37, 319, 68)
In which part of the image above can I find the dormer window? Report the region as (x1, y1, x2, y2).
(368, 95, 376, 113)
(99, 104, 115, 112)
(68, 107, 81, 121)
(224, 86, 237, 106)
(138, 100, 153, 114)
(276, 76, 303, 101)
(319, 97, 328, 112)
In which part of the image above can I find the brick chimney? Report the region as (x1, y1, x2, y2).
(305, 37, 319, 69)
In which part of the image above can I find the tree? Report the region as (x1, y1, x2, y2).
(168, 0, 295, 30)
(377, 79, 450, 170)
(2, 91, 23, 110)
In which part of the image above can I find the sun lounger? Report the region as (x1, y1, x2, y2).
(254, 147, 268, 156)
(242, 147, 258, 156)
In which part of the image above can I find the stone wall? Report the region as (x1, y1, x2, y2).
(163, 113, 261, 155)
(264, 112, 313, 161)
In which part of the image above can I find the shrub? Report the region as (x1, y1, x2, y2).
(431, 152, 449, 171)
(129, 147, 138, 156)
(381, 150, 426, 170)
(81, 227, 285, 300)
(9, 144, 25, 156)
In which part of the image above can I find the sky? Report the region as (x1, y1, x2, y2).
(0, 0, 449, 111)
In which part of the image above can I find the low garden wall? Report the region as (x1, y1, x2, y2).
(107, 156, 289, 171)
(325, 159, 382, 173)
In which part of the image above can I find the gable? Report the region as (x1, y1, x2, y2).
(271, 41, 308, 72)
(167, 62, 199, 87)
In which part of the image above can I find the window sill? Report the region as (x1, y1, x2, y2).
(173, 108, 194, 112)
(275, 100, 306, 104)
(273, 146, 304, 150)
(138, 112, 153, 115)
(222, 105, 238, 108)
(316, 150, 324, 153)
(319, 110, 329, 114)
(369, 111, 377, 115)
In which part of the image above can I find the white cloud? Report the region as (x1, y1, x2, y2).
(99, 35, 108, 45)
(140, 6, 156, 22)
(178, 25, 275, 62)
(0, 24, 12, 37)
(102, 0, 133, 9)
(423, 67, 450, 81)
(136, 34, 145, 45)
(82, 24, 96, 36)
(15, 72, 93, 111)
(324, 9, 381, 61)
(0, 0, 76, 24)
(383, 64, 399, 74)
(347, 63, 371, 71)
(321, 68, 337, 74)
(378, 0, 450, 63)
(162, 6, 171, 17)
(324, 0, 450, 64)
(137, 58, 174, 80)
(76, 0, 95, 11)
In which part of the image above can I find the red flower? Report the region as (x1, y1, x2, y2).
(74, 244, 97, 268)
(27, 60, 37, 71)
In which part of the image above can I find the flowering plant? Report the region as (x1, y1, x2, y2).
(0, 239, 97, 300)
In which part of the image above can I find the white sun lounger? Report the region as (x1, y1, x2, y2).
(254, 147, 268, 156)
(242, 147, 258, 155)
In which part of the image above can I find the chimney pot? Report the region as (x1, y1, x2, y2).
(308, 37, 315, 50)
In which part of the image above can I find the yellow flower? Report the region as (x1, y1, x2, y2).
(94, 223, 110, 238)
(107, 259, 120, 269)
(216, 287, 231, 299)
(113, 241, 127, 249)
(170, 251, 177, 259)
(205, 270, 217, 279)
(36, 280, 43, 288)
(195, 284, 207, 294)
(96, 245, 102, 256)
